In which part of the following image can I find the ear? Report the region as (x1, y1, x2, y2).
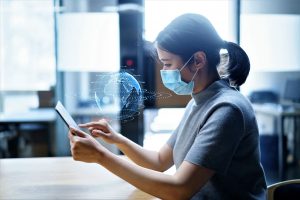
(193, 51, 207, 70)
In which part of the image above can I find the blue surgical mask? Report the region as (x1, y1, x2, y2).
(160, 55, 198, 95)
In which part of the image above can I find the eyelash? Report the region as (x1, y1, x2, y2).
(164, 64, 171, 67)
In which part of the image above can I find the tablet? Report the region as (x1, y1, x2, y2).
(55, 101, 80, 131)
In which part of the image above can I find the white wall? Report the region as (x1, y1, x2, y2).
(242, 0, 300, 14)
(240, 0, 300, 98)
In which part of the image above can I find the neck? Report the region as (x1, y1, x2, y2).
(192, 69, 220, 94)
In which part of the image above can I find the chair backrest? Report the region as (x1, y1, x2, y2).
(267, 179, 300, 200)
(284, 79, 300, 103)
(37, 90, 54, 108)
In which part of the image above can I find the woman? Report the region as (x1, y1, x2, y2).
(68, 13, 267, 199)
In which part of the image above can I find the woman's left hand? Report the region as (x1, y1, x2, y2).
(68, 127, 108, 164)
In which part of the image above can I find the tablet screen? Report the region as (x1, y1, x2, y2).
(55, 101, 80, 130)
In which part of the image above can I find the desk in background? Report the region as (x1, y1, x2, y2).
(253, 104, 300, 180)
(0, 108, 56, 157)
(0, 157, 158, 200)
(0, 108, 56, 124)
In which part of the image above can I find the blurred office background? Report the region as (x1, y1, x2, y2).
(0, 0, 300, 185)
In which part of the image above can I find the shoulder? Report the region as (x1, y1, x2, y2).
(203, 89, 257, 133)
(212, 88, 254, 115)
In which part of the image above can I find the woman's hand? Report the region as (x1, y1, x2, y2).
(68, 127, 108, 164)
(79, 119, 124, 145)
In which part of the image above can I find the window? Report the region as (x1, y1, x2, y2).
(57, 12, 120, 72)
(0, 0, 55, 91)
(144, 0, 232, 42)
(240, 14, 300, 71)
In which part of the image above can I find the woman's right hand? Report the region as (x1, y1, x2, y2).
(79, 119, 124, 145)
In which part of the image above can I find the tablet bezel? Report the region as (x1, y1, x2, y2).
(55, 101, 80, 133)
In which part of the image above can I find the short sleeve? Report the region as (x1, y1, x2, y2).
(185, 105, 244, 174)
(166, 129, 178, 148)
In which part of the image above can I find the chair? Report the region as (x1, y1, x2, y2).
(0, 125, 17, 158)
(37, 90, 54, 108)
(248, 90, 279, 104)
(0, 125, 10, 157)
(267, 179, 300, 200)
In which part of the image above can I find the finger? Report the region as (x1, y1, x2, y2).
(79, 119, 108, 128)
(92, 129, 109, 138)
(70, 127, 87, 138)
(68, 131, 74, 142)
(69, 132, 80, 146)
(91, 129, 103, 137)
(69, 128, 77, 136)
(98, 118, 108, 123)
(78, 121, 101, 128)
(88, 127, 96, 133)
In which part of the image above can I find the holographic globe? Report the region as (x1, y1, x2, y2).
(94, 72, 143, 121)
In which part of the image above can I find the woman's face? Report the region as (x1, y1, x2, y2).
(156, 47, 184, 71)
(156, 47, 194, 83)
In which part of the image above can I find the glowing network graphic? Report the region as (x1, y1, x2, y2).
(65, 71, 172, 122)
(94, 72, 143, 121)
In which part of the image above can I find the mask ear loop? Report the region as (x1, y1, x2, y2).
(190, 68, 199, 81)
(179, 54, 195, 71)
(179, 54, 199, 82)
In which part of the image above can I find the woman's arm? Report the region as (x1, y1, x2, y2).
(79, 120, 173, 171)
(69, 128, 214, 200)
(117, 135, 174, 172)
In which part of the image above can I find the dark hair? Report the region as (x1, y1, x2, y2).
(155, 13, 250, 87)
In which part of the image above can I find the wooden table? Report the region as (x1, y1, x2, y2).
(0, 157, 158, 199)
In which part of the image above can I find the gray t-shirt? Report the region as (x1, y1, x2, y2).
(167, 79, 267, 200)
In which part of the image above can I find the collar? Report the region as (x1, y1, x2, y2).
(191, 79, 230, 105)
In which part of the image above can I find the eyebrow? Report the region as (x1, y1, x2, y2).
(160, 58, 171, 62)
